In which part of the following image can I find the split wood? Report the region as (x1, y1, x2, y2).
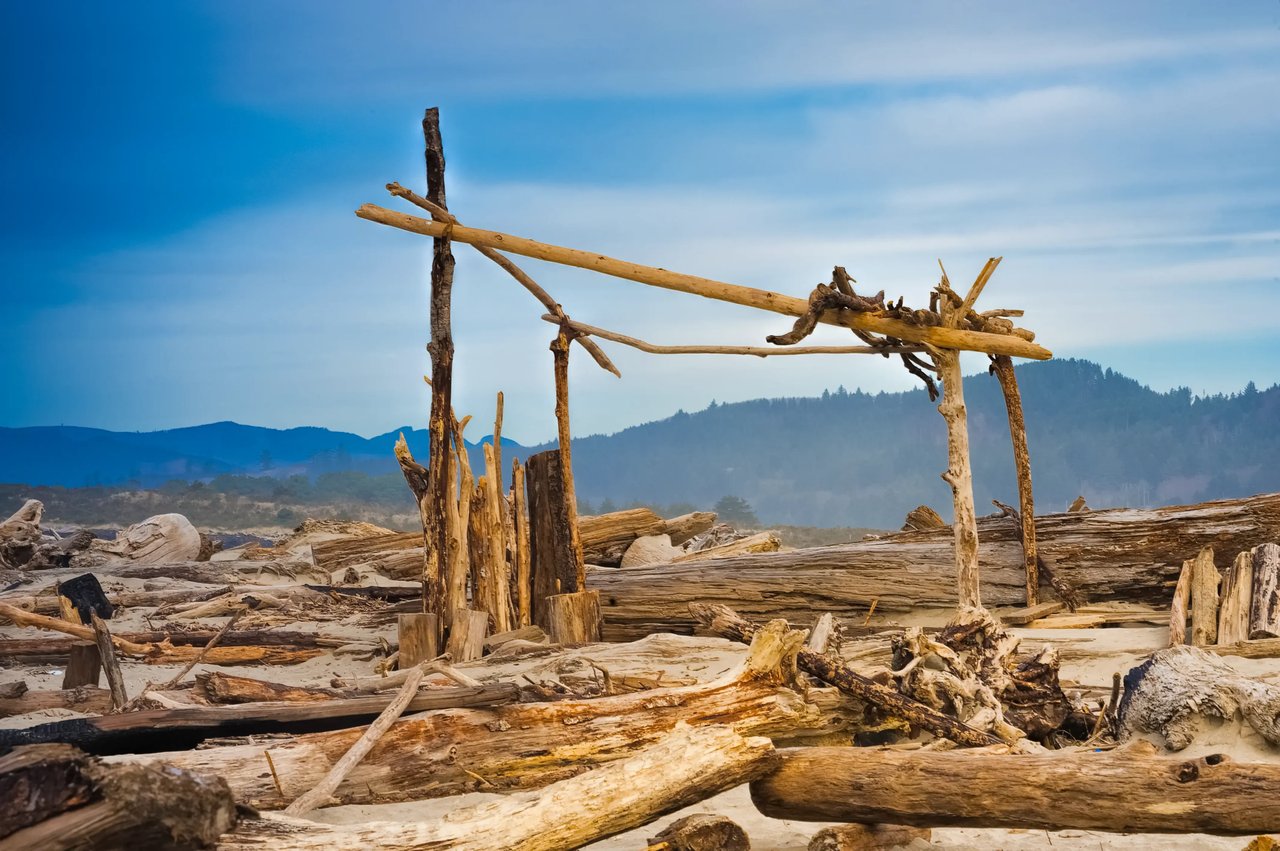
(690, 603, 999, 746)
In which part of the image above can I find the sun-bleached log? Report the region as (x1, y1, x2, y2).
(579, 507, 667, 566)
(750, 744, 1280, 834)
(1217, 551, 1254, 646)
(0, 686, 113, 718)
(355, 203, 1052, 360)
(1250, 542, 1280, 639)
(220, 724, 775, 851)
(589, 493, 1280, 639)
(123, 622, 857, 809)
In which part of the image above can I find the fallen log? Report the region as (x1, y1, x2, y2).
(670, 530, 781, 563)
(1, 684, 519, 755)
(96, 513, 202, 564)
(662, 511, 717, 547)
(648, 813, 749, 851)
(196, 671, 349, 704)
(692, 603, 999, 747)
(593, 493, 1280, 639)
(0, 629, 334, 659)
(0, 686, 113, 718)
(1, 584, 232, 616)
(750, 744, 1280, 834)
(579, 507, 666, 566)
(221, 723, 774, 851)
(127, 622, 859, 808)
(0, 743, 236, 850)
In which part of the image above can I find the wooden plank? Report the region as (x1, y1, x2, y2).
(996, 601, 1064, 626)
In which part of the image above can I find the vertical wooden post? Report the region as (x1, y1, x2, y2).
(91, 613, 127, 710)
(445, 609, 490, 662)
(935, 348, 983, 612)
(420, 106, 455, 647)
(550, 331, 586, 588)
(398, 613, 439, 668)
(526, 449, 578, 628)
(62, 643, 101, 689)
(512, 459, 532, 627)
(990, 355, 1038, 605)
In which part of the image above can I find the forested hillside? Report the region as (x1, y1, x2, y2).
(3, 360, 1277, 529)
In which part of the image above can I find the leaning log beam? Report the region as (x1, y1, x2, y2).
(355, 204, 1052, 361)
(589, 493, 1280, 639)
(120, 622, 857, 809)
(750, 745, 1280, 834)
(220, 724, 775, 851)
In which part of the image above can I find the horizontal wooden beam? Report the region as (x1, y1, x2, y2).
(357, 204, 1052, 360)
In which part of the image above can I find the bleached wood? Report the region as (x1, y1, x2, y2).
(222, 724, 776, 851)
(1217, 551, 1254, 646)
(671, 531, 781, 563)
(934, 348, 982, 612)
(356, 203, 1052, 360)
(1250, 542, 1280, 639)
(512, 459, 532, 627)
(1188, 546, 1221, 646)
(397, 613, 438, 668)
(1169, 556, 1192, 646)
(446, 609, 489, 662)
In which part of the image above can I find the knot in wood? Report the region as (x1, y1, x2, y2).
(1176, 761, 1199, 783)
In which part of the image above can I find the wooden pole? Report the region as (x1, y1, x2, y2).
(551, 331, 586, 590)
(512, 459, 532, 627)
(934, 348, 983, 612)
(420, 107, 454, 645)
(990, 355, 1038, 605)
(356, 204, 1052, 361)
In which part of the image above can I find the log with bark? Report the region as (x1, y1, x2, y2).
(220, 723, 774, 851)
(1, 684, 518, 755)
(750, 742, 1280, 834)
(125, 621, 859, 808)
(591, 493, 1280, 639)
(0, 743, 237, 850)
(195, 671, 350, 704)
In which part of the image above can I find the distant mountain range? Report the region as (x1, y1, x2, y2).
(4, 359, 1278, 528)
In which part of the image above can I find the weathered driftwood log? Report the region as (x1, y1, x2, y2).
(3, 584, 232, 617)
(662, 511, 718, 547)
(397, 612, 438, 667)
(648, 813, 749, 851)
(1119, 644, 1280, 750)
(129, 622, 857, 808)
(62, 642, 101, 689)
(1218, 550, 1254, 646)
(0, 629, 334, 658)
(592, 493, 1280, 639)
(991, 499, 1083, 610)
(1188, 546, 1221, 646)
(670, 531, 781, 563)
(901, 505, 944, 532)
(750, 744, 1280, 834)
(1250, 542, 1280, 639)
(526, 449, 580, 625)
(196, 672, 349, 704)
(546, 590, 602, 644)
(0, 686, 113, 718)
(579, 507, 666, 566)
(990, 354, 1039, 605)
(0, 603, 323, 666)
(311, 531, 420, 569)
(446, 608, 489, 662)
(692, 603, 999, 747)
(97, 513, 202, 563)
(221, 723, 774, 851)
(1169, 553, 1193, 646)
(0, 743, 237, 850)
(2, 684, 518, 755)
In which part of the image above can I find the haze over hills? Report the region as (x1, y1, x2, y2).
(2, 359, 1277, 529)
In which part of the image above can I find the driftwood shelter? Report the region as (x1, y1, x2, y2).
(5, 107, 1280, 848)
(358, 108, 1055, 653)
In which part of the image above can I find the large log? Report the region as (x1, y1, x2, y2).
(750, 744, 1280, 834)
(0, 686, 113, 718)
(591, 493, 1280, 639)
(579, 507, 666, 566)
(220, 724, 775, 851)
(97, 513, 202, 563)
(526, 449, 579, 626)
(0, 743, 237, 850)
(124, 623, 858, 809)
(0, 684, 517, 755)
(1250, 542, 1280, 638)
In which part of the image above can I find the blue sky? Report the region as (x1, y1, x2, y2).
(3, 2, 1279, 443)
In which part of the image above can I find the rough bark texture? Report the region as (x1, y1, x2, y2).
(589, 493, 1280, 639)
(219, 724, 775, 851)
(397, 613, 439, 667)
(649, 814, 750, 851)
(579, 507, 667, 566)
(934, 348, 982, 611)
(807, 824, 931, 851)
(550, 331, 586, 592)
(990, 354, 1039, 605)
(1250, 542, 1280, 639)
(1188, 546, 1221, 646)
(445, 608, 489, 662)
(126, 623, 857, 809)
(526, 449, 579, 627)
(0, 686, 112, 718)
(0, 743, 237, 850)
(1169, 555, 1192, 646)
(1217, 550, 1254, 646)
(1118, 644, 1280, 750)
(751, 744, 1280, 834)
(546, 590, 602, 645)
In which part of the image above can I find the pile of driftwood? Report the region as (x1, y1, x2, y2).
(4, 494, 1280, 848)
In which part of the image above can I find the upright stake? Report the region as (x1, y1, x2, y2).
(551, 330, 586, 588)
(990, 355, 1038, 605)
(935, 348, 983, 611)
(421, 107, 455, 643)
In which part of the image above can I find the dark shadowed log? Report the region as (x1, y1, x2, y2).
(526, 450, 579, 627)
(1250, 542, 1280, 639)
(0, 743, 237, 850)
(591, 494, 1280, 639)
(751, 745, 1280, 834)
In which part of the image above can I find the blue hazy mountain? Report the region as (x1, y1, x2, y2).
(3, 360, 1278, 528)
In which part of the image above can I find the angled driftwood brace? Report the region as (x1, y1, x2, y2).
(750, 744, 1280, 834)
(356, 204, 1051, 360)
(220, 724, 775, 851)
